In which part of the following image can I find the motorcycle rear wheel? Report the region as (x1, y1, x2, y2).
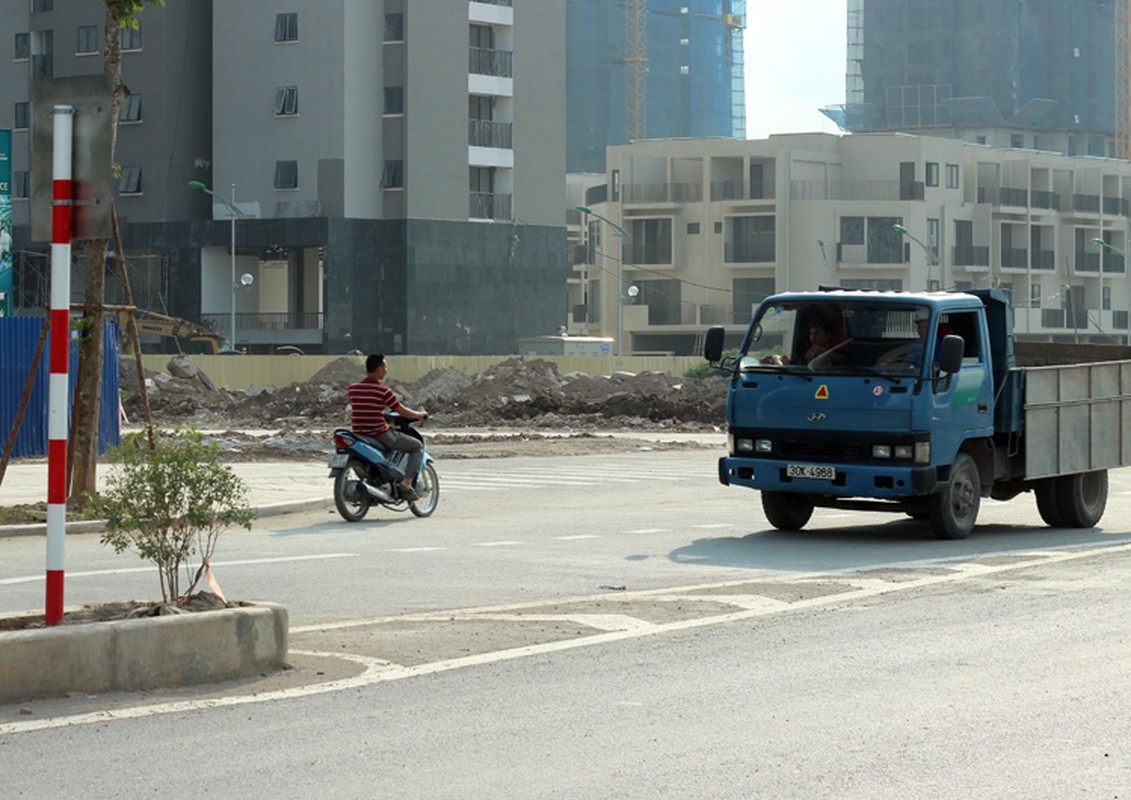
(334, 458, 371, 522)
(409, 463, 439, 518)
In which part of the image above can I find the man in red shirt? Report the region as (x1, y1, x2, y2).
(347, 353, 429, 501)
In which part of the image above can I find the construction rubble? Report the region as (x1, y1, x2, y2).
(120, 356, 728, 435)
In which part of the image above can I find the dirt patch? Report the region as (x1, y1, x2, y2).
(0, 593, 239, 632)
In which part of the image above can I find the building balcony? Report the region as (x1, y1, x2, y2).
(469, 47, 513, 78)
(470, 191, 513, 220)
(1074, 251, 1100, 273)
(1104, 196, 1129, 216)
(977, 187, 1028, 206)
(790, 180, 907, 202)
(1103, 252, 1126, 273)
(1031, 249, 1055, 270)
(468, 119, 513, 149)
(709, 180, 775, 201)
(622, 182, 702, 204)
(952, 245, 990, 268)
(1031, 190, 1060, 211)
(1000, 248, 1028, 269)
(724, 242, 775, 264)
(836, 242, 904, 267)
(1072, 194, 1101, 214)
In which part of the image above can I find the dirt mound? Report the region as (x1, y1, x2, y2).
(120, 355, 727, 432)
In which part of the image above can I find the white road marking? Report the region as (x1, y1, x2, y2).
(554, 535, 601, 540)
(8, 541, 1131, 736)
(626, 528, 668, 534)
(389, 547, 445, 553)
(474, 540, 526, 547)
(0, 553, 356, 586)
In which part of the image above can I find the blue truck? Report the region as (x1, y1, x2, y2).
(702, 287, 1128, 539)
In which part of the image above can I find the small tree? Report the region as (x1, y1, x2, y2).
(91, 426, 255, 604)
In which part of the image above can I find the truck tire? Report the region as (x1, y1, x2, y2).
(1056, 471, 1108, 528)
(762, 491, 815, 531)
(1034, 479, 1065, 527)
(927, 452, 980, 540)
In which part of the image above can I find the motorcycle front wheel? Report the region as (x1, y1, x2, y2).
(409, 462, 439, 518)
(334, 458, 371, 522)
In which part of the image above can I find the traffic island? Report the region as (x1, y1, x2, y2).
(0, 602, 289, 705)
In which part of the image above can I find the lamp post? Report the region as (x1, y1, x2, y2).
(1092, 237, 1125, 343)
(577, 205, 632, 356)
(893, 223, 939, 291)
(189, 181, 244, 346)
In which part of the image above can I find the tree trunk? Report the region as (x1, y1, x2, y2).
(67, 4, 129, 506)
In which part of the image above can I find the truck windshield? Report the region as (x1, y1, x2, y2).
(739, 300, 930, 376)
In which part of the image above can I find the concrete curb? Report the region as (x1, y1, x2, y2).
(0, 602, 289, 705)
(0, 497, 332, 539)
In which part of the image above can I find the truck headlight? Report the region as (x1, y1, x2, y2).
(754, 439, 773, 453)
(894, 444, 912, 459)
(872, 444, 892, 459)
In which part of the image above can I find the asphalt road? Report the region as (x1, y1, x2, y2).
(4, 450, 1131, 798)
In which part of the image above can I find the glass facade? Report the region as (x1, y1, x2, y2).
(566, 0, 746, 173)
(828, 0, 1115, 153)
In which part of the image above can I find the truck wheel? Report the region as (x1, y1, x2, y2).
(1055, 471, 1108, 528)
(927, 452, 980, 540)
(1034, 479, 1065, 527)
(762, 491, 814, 531)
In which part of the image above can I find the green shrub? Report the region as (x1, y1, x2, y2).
(685, 348, 737, 379)
(91, 426, 256, 604)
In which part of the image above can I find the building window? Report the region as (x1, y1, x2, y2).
(14, 101, 29, 129)
(1030, 282, 1041, 309)
(77, 25, 98, 54)
(32, 0, 52, 11)
(14, 171, 30, 199)
(946, 163, 959, 189)
(14, 32, 30, 61)
(274, 160, 298, 189)
(1010, 133, 1023, 148)
(687, 222, 700, 235)
(925, 162, 939, 187)
(1103, 285, 1112, 311)
(840, 216, 864, 245)
(273, 86, 298, 116)
(727, 216, 775, 263)
(713, 221, 722, 234)
(118, 165, 141, 195)
(118, 93, 141, 122)
(384, 87, 404, 115)
(120, 24, 141, 51)
(381, 160, 404, 189)
(630, 218, 673, 264)
(274, 12, 298, 43)
(384, 13, 404, 42)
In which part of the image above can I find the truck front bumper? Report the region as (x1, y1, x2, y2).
(718, 456, 939, 498)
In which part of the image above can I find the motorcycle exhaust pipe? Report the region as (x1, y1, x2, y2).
(362, 481, 395, 503)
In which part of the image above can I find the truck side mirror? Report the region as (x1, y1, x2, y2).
(938, 334, 964, 373)
(703, 326, 726, 362)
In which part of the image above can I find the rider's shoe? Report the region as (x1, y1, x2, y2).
(400, 485, 420, 502)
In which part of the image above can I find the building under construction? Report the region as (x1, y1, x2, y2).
(566, 0, 747, 174)
(822, 0, 1117, 158)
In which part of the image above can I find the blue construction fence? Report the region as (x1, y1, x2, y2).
(0, 316, 121, 458)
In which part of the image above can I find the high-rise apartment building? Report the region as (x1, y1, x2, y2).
(822, 0, 1116, 157)
(566, 0, 746, 174)
(2, 0, 566, 355)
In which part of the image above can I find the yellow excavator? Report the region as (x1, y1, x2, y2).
(124, 310, 233, 354)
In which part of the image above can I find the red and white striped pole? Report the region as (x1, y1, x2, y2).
(45, 105, 74, 627)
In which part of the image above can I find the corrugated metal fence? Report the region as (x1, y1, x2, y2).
(0, 317, 121, 458)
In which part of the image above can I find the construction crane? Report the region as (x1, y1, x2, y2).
(625, 0, 647, 142)
(1119, 0, 1131, 158)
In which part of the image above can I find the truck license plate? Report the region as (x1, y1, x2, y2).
(328, 453, 350, 468)
(787, 464, 836, 480)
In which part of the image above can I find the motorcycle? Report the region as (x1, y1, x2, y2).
(327, 415, 439, 522)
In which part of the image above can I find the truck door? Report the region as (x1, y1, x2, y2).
(931, 310, 993, 458)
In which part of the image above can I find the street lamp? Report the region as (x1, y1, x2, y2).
(189, 180, 246, 346)
(577, 205, 632, 356)
(893, 223, 939, 291)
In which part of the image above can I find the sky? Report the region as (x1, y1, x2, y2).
(742, 0, 848, 139)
